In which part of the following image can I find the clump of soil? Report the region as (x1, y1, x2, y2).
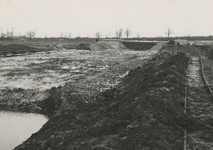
(15, 50, 196, 150)
(76, 43, 91, 50)
(167, 40, 175, 45)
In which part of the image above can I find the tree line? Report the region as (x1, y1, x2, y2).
(95, 28, 175, 40)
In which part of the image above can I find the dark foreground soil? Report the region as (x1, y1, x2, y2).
(14, 49, 200, 150)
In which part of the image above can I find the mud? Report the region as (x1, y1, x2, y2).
(0, 48, 158, 116)
(2, 43, 213, 149)
(14, 49, 192, 150)
(186, 57, 213, 149)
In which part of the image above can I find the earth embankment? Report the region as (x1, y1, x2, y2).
(0, 47, 158, 116)
(122, 41, 157, 50)
(15, 49, 199, 150)
(89, 41, 127, 51)
(76, 43, 91, 50)
(83, 41, 164, 51)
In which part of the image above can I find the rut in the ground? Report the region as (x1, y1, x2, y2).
(186, 56, 213, 150)
(188, 57, 204, 87)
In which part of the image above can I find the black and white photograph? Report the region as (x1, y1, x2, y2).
(0, 0, 213, 149)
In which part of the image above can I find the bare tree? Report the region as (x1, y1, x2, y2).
(9, 28, 14, 38)
(34, 29, 36, 38)
(137, 32, 140, 38)
(0, 28, 2, 37)
(27, 31, 35, 39)
(95, 32, 101, 39)
(165, 28, 173, 40)
(6, 30, 13, 38)
(115, 30, 119, 38)
(125, 28, 131, 39)
(187, 32, 190, 41)
(115, 28, 123, 39)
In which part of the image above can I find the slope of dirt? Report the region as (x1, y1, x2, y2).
(89, 41, 126, 51)
(122, 41, 157, 50)
(149, 42, 166, 50)
(76, 43, 91, 50)
(0, 48, 158, 116)
(15, 50, 198, 150)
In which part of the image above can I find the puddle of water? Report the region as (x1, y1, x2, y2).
(0, 111, 48, 150)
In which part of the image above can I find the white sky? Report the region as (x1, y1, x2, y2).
(0, 0, 213, 38)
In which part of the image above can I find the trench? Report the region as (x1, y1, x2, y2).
(185, 56, 213, 149)
(0, 111, 48, 150)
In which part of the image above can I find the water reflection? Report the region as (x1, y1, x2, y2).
(0, 111, 48, 150)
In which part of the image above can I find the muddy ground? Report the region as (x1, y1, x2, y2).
(1, 42, 213, 149)
(14, 49, 190, 150)
(12, 45, 213, 150)
(0, 43, 158, 116)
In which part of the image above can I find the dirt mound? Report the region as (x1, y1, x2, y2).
(149, 42, 165, 50)
(76, 43, 91, 50)
(167, 40, 175, 45)
(122, 41, 157, 50)
(15, 50, 202, 150)
(90, 41, 126, 51)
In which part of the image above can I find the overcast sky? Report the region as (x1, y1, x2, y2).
(0, 0, 213, 38)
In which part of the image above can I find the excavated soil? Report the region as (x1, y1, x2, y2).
(1, 43, 213, 149)
(122, 41, 157, 50)
(15, 50, 194, 150)
(0, 47, 158, 116)
(80, 41, 163, 51)
(89, 41, 127, 51)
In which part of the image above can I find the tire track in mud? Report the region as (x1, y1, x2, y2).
(185, 56, 213, 149)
